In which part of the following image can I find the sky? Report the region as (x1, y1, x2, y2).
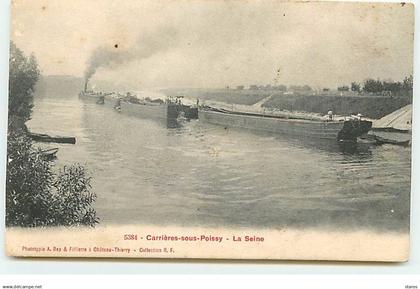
(11, 0, 415, 90)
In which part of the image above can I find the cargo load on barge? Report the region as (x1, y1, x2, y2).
(199, 105, 372, 143)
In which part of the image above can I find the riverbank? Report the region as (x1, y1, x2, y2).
(162, 88, 411, 119)
(262, 94, 411, 119)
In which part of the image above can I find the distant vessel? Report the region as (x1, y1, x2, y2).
(199, 106, 372, 143)
(80, 89, 198, 128)
(79, 90, 108, 103)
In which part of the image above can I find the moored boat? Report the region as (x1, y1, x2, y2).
(39, 147, 59, 161)
(29, 132, 76, 144)
(83, 91, 198, 128)
(199, 107, 372, 143)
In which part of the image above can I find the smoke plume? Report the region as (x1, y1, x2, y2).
(84, 26, 178, 84)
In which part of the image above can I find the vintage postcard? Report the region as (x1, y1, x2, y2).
(5, 0, 414, 261)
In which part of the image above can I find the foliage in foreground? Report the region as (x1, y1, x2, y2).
(6, 131, 99, 227)
(7, 42, 99, 227)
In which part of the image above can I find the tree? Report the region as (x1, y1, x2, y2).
(6, 42, 98, 227)
(382, 81, 402, 96)
(361, 77, 412, 97)
(363, 79, 383, 94)
(351, 82, 361, 93)
(403, 75, 413, 93)
(8, 42, 40, 131)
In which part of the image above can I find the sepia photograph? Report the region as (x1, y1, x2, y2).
(5, 0, 414, 261)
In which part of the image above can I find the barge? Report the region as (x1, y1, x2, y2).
(80, 90, 198, 128)
(199, 107, 372, 143)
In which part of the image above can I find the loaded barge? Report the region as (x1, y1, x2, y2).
(199, 106, 372, 143)
(79, 90, 198, 128)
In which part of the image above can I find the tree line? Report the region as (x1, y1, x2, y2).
(337, 76, 413, 97)
(236, 75, 413, 97)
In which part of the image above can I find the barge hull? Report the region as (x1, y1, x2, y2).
(82, 93, 181, 128)
(199, 110, 368, 141)
(120, 102, 166, 121)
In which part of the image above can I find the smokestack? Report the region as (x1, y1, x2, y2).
(84, 80, 88, 92)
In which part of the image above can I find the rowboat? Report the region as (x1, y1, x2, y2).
(29, 132, 76, 144)
(39, 148, 59, 161)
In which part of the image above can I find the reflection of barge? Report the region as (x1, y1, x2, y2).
(79, 91, 198, 128)
(199, 106, 372, 142)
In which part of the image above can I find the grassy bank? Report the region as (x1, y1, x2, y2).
(262, 94, 411, 119)
(163, 88, 412, 119)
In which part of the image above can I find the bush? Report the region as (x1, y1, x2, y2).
(6, 131, 99, 227)
(53, 165, 98, 226)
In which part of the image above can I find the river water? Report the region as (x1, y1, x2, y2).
(27, 94, 411, 233)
